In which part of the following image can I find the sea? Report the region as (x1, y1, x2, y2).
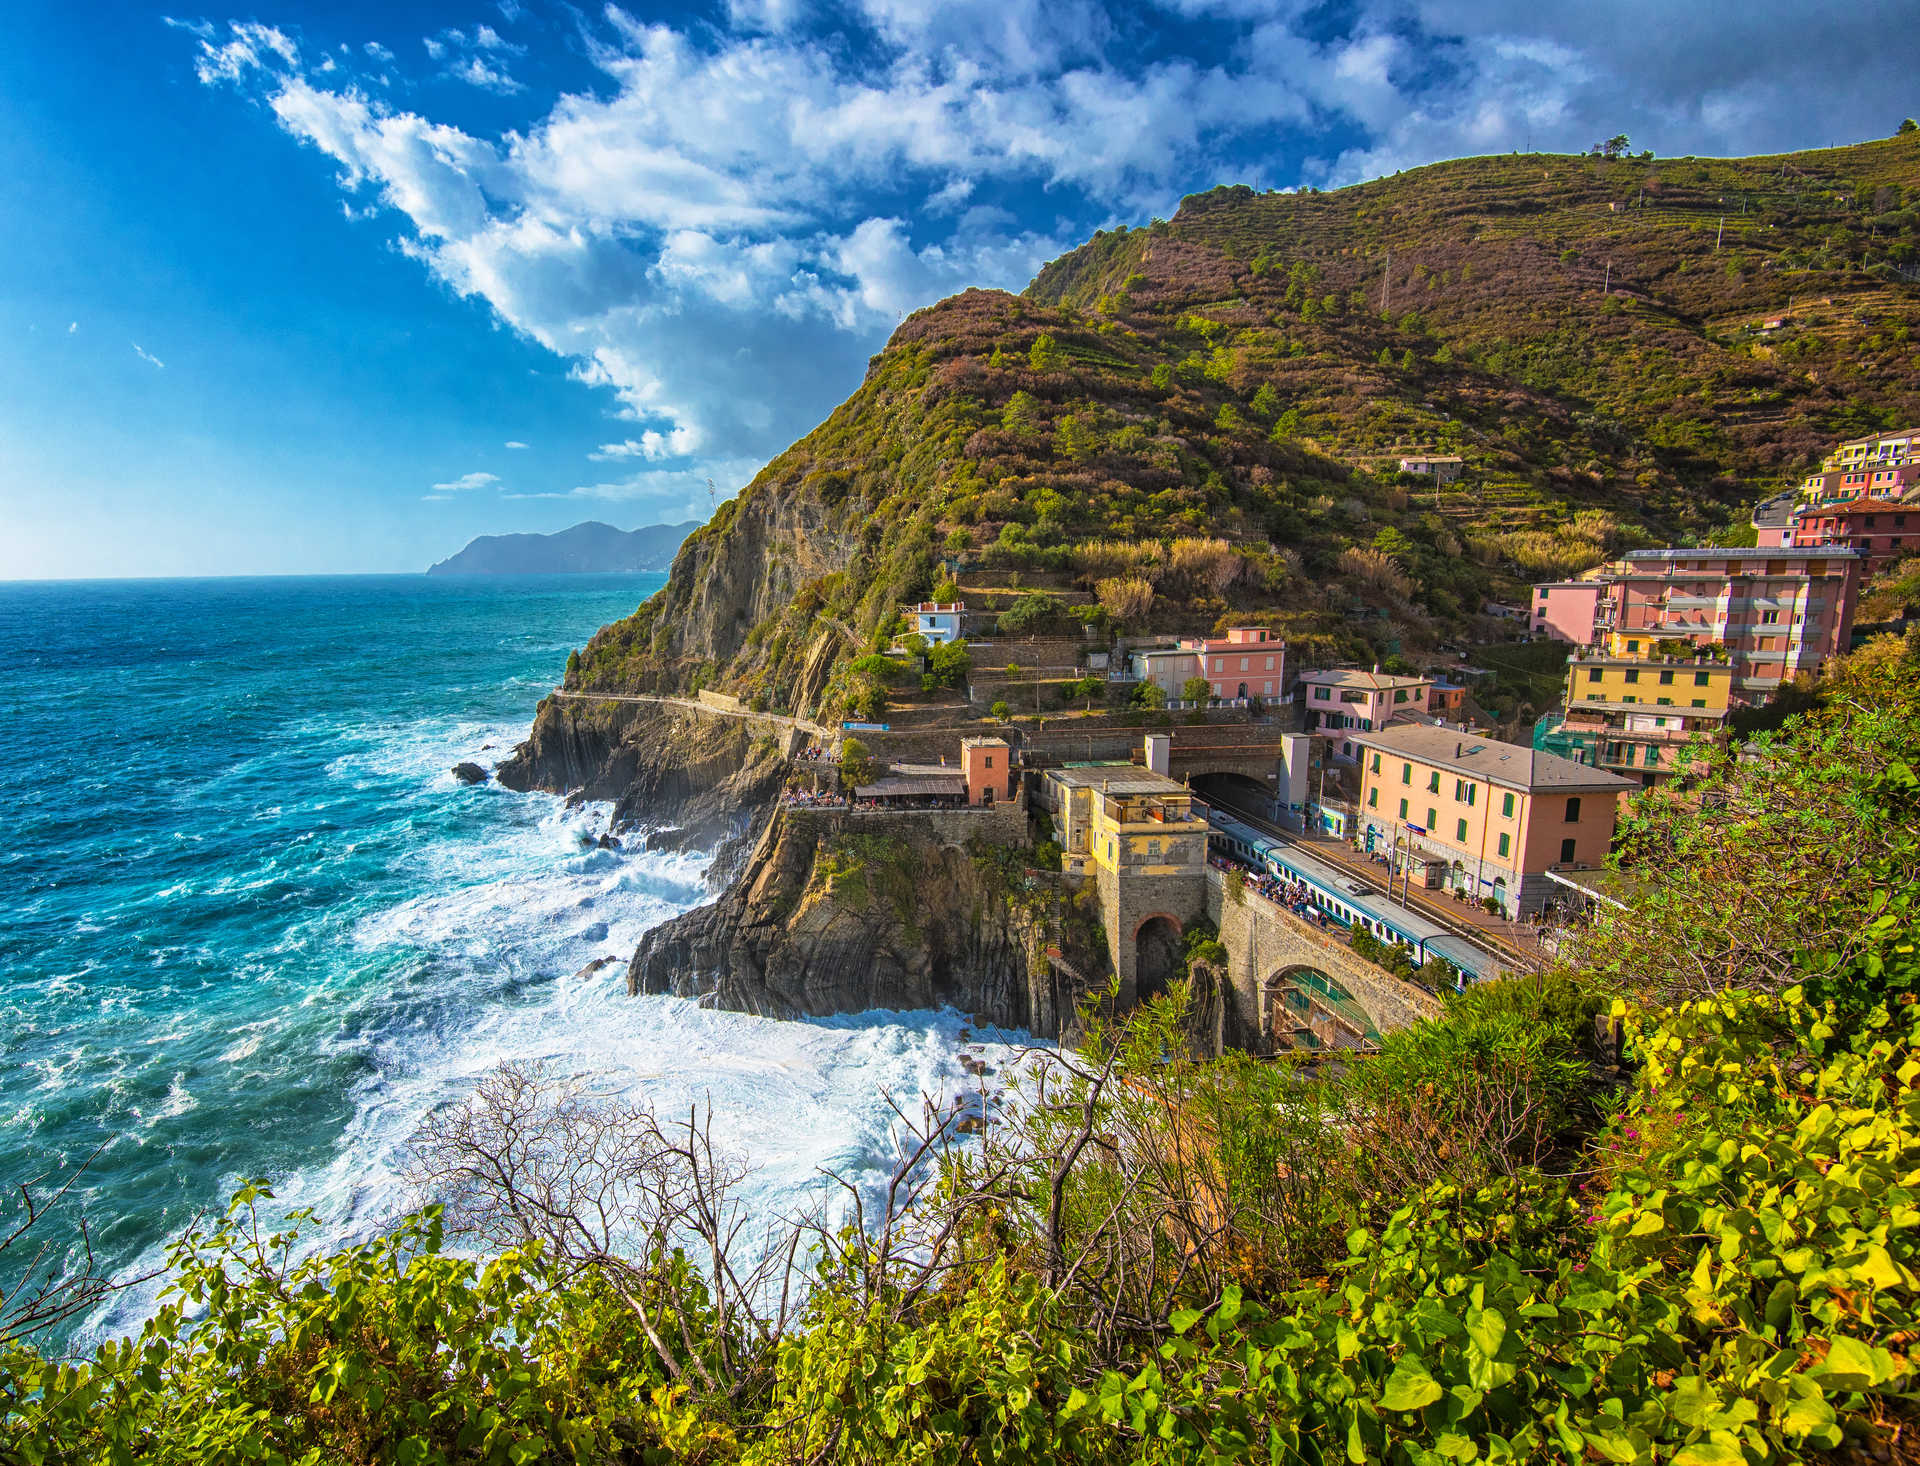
(0, 574, 1007, 1349)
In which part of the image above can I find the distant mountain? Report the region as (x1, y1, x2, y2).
(428, 520, 699, 575)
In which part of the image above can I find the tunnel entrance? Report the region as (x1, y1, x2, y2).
(1134, 915, 1184, 1001)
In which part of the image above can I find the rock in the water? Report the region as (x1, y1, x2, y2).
(573, 955, 621, 980)
(596, 832, 623, 850)
(580, 921, 610, 942)
(452, 762, 489, 785)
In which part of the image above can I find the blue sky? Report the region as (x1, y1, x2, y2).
(1, 0, 1913, 578)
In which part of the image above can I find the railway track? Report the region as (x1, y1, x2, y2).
(1202, 792, 1542, 974)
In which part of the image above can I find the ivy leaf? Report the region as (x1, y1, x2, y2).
(1817, 1335, 1898, 1390)
(1169, 1308, 1203, 1336)
(1380, 1356, 1444, 1413)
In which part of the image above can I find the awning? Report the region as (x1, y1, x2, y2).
(854, 775, 968, 799)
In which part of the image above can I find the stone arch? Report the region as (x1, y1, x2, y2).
(1262, 963, 1378, 1051)
(1133, 913, 1184, 1001)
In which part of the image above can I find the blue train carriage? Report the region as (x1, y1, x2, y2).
(1211, 816, 1498, 984)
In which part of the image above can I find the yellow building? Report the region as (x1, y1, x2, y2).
(1571, 644, 1733, 712)
(1037, 765, 1210, 998)
(1354, 724, 1634, 918)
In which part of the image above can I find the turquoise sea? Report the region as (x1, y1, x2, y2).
(0, 575, 996, 1348)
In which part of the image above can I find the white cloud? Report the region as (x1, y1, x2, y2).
(431, 470, 500, 491)
(184, 1, 1918, 510)
(68, 321, 77, 334)
(364, 40, 394, 62)
(131, 342, 165, 369)
(504, 439, 529, 448)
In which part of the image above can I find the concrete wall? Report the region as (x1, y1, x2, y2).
(1204, 868, 1441, 1048)
(697, 689, 746, 714)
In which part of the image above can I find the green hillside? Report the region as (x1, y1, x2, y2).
(568, 135, 1920, 710)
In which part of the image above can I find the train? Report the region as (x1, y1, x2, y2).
(1204, 811, 1500, 983)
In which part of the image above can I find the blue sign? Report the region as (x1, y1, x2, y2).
(842, 721, 891, 732)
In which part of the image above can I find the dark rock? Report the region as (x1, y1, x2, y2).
(452, 762, 489, 785)
(597, 832, 622, 850)
(573, 956, 621, 980)
(628, 809, 1080, 1038)
(580, 921, 610, 942)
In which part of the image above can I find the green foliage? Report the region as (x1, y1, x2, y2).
(1029, 333, 1065, 371)
(838, 736, 877, 788)
(1179, 676, 1212, 703)
(927, 640, 972, 687)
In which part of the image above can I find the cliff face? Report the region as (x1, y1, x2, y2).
(628, 810, 1073, 1035)
(495, 697, 789, 860)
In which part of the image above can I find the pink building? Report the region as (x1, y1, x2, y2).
(1791, 498, 1917, 575)
(1604, 549, 1862, 696)
(1190, 626, 1287, 701)
(1530, 580, 1608, 644)
(1300, 667, 1432, 754)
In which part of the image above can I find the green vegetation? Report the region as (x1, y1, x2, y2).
(558, 136, 1920, 713)
(8, 633, 1920, 1462)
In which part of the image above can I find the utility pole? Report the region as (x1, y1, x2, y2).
(1716, 216, 1725, 250)
(1603, 260, 1611, 295)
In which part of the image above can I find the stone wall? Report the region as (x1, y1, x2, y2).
(780, 793, 1030, 850)
(1205, 868, 1441, 1048)
(1101, 861, 1209, 1003)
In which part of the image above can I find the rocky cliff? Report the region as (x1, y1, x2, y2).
(628, 810, 1088, 1036)
(495, 697, 789, 865)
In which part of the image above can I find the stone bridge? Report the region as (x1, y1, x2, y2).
(1203, 867, 1441, 1051)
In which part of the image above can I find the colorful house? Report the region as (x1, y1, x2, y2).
(1536, 646, 1734, 786)
(1530, 579, 1609, 644)
(1791, 499, 1917, 575)
(1191, 627, 1287, 702)
(912, 602, 965, 644)
(960, 736, 1012, 806)
(1126, 644, 1201, 697)
(1353, 724, 1635, 918)
(1300, 667, 1432, 754)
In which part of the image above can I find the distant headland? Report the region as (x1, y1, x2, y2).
(427, 520, 699, 575)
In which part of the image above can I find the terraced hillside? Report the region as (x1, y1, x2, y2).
(563, 135, 1920, 720)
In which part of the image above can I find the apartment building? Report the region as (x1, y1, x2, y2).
(1530, 579, 1609, 643)
(1353, 724, 1635, 918)
(1791, 498, 1916, 575)
(1534, 645, 1734, 786)
(1193, 626, 1288, 701)
(1532, 550, 1862, 696)
(912, 602, 965, 644)
(1300, 667, 1432, 756)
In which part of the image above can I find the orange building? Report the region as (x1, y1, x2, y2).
(961, 736, 1012, 806)
(1354, 723, 1635, 918)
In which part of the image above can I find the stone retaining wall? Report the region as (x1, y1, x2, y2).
(780, 793, 1030, 850)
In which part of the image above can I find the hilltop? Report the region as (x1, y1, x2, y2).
(426, 520, 697, 575)
(552, 135, 1919, 719)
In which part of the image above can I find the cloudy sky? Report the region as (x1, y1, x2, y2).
(2, 0, 1912, 578)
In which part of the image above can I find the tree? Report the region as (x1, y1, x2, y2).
(1181, 677, 1214, 704)
(927, 640, 972, 687)
(1095, 576, 1155, 626)
(1071, 674, 1106, 710)
(1603, 133, 1630, 158)
(1900, 118, 1918, 134)
(1250, 382, 1280, 419)
(1130, 681, 1167, 709)
(989, 700, 1012, 721)
(565, 649, 581, 683)
(1028, 333, 1064, 371)
(931, 576, 961, 604)
(839, 736, 878, 787)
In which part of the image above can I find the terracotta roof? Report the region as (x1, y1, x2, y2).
(1352, 723, 1637, 794)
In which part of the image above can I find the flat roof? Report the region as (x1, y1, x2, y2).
(1563, 699, 1730, 720)
(1622, 547, 1860, 562)
(1353, 723, 1638, 794)
(1043, 766, 1188, 795)
(855, 774, 967, 798)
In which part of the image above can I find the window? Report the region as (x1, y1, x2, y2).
(1658, 669, 1673, 685)
(1587, 668, 1602, 682)
(1623, 695, 1637, 704)
(1692, 698, 1707, 708)
(1394, 688, 1408, 702)
(1314, 687, 1330, 701)
(1627, 640, 1640, 654)
(1657, 697, 1672, 706)
(1427, 771, 1441, 793)
(1401, 763, 1411, 785)
(1565, 797, 1582, 822)
(1455, 818, 1468, 842)
(1370, 753, 1381, 774)
(1560, 837, 1577, 863)
(1623, 669, 1640, 684)
(1426, 807, 1437, 830)
(1398, 798, 1408, 819)
(984, 756, 994, 768)
(1501, 792, 1515, 818)
(1497, 832, 1511, 857)
(1694, 671, 1710, 686)
(1368, 788, 1378, 808)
